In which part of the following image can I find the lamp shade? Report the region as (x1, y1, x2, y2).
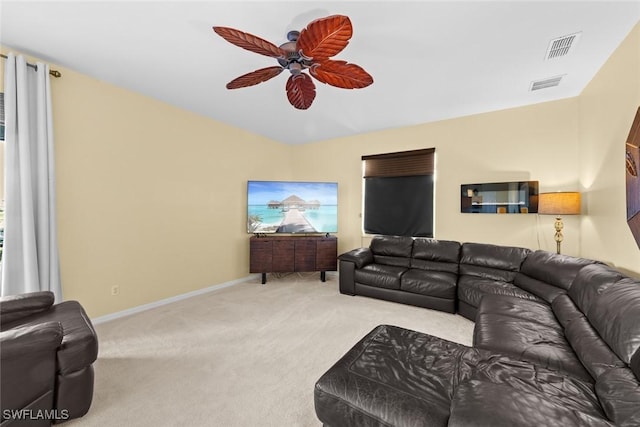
(538, 192, 581, 215)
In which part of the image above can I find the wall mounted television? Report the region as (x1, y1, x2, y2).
(247, 180, 338, 234)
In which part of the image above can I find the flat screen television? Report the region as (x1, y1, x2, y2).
(247, 180, 338, 234)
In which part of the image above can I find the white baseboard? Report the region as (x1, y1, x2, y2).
(92, 275, 258, 325)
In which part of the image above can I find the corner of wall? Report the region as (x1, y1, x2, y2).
(577, 21, 640, 274)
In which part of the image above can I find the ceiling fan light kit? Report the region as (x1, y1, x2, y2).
(213, 15, 373, 110)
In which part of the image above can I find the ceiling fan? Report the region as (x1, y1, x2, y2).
(213, 15, 373, 110)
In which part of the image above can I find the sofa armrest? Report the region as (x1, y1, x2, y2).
(339, 260, 356, 295)
(0, 291, 55, 325)
(338, 248, 374, 269)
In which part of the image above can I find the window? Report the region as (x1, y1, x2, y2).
(362, 148, 435, 237)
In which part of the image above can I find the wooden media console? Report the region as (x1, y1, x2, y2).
(249, 235, 338, 284)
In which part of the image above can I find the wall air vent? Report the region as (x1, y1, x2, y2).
(530, 75, 564, 91)
(545, 32, 581, 60)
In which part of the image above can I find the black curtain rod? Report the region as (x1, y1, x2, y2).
(0, 54, 62, 78)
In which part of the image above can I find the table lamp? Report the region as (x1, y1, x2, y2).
(538, 192, 581, 254)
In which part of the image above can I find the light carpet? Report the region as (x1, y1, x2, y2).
(67, 273, 474, 427)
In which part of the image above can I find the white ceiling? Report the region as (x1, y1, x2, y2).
(1, 1, 639, 145)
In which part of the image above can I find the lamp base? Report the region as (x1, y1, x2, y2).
(554, 216, 564, 254)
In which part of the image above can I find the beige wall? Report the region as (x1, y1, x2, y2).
(56, 74, 293, 318)
(578, 22, 640, 275)
(2, 21, 638, 318)
(293, 98, 581, 256)
(1, 47, 292, 318)
(295, 22, 640, 276)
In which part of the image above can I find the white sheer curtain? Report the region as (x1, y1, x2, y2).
(1, 53, 62, 301)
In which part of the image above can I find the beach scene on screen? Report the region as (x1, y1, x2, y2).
(247, 181, 338, 233)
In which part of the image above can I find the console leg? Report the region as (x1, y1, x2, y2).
(261, 273, 267, 285)
(321, 271, 326, 282)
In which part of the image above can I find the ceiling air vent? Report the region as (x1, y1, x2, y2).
(530, 75, 564, 91)
(545, 32, 581, 60)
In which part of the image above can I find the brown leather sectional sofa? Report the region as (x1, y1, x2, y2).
(0, 291, 98, 425)
(337, 235, 598, 320)
(315, 235, 640, 426)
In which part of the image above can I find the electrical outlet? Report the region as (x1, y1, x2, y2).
(111, 285, 120, 296)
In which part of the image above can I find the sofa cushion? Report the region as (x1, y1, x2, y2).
(633, 351, 640, 384)
(314, 325, 482, 427)
(451, 338, 609, 427)
(459, 242, 530, 282)
(457, 276, 541, 309)
(0, 321, 63, 421)
(596, 366, 640, 426)
(470, 353, 603, 417)
(514, 250, 598, 303)
(370, 235, 413, 267)
(569, 264, 640, 371)
(552, 294, 625, 379)
(449, 379, 611, 427)
(354, 264, 407, 290)
(568, 263, 626, 315)
(475, 293, 560, 329)
(551, 293, 585, 326)
(400, 269, 457, 299)
(584, 277, 640, 368)
(474, 295, 591, 382)
(410, 238, 460, 275)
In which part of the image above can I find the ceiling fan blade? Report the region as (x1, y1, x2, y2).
(297, 15, 353, 60)
(286, 74, 316, 110)
(226, 66, 284, 89)
(309, 59, 373, 89)
(213, 26, 286, 58)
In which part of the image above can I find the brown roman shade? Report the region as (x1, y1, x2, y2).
(362, 148, 435, 237)
(362, 148, 435, 178)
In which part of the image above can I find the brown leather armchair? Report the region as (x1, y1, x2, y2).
(0, 291, 98, 425)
